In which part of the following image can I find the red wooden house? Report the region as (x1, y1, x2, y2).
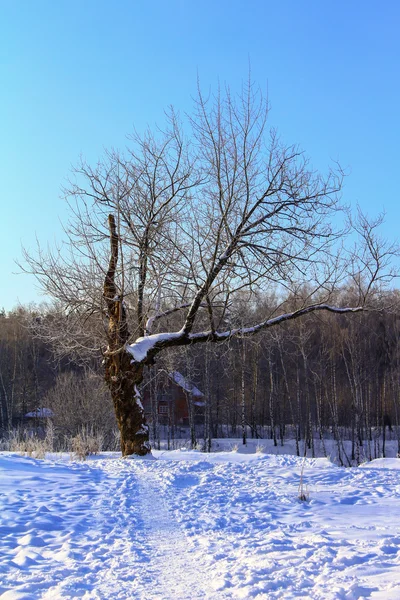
(143, 371, 205, 425)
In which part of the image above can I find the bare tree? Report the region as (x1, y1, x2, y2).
(21, 80, 397, 456)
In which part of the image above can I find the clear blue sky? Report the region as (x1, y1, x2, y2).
(1, 0, 399, 310)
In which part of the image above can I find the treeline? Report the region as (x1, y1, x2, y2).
(1, 290, 400, 462)
(0, 307, 115, 439)
(144, 289, 400, 462)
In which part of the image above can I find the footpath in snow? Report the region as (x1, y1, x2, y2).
(1, 450, 400, 599)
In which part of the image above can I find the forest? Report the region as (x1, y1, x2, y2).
(1, 286, 399, 465)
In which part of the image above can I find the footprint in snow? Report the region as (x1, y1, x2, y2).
(171, 474, 200, 488)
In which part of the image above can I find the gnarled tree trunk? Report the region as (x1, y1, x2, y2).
(103, 214, 150, 457)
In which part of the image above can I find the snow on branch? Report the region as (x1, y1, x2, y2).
(128, 303, 363, 364)
(188, 304, 364, 343)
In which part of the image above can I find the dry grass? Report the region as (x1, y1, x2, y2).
(71, 428, 103, 461)
(255, 443, 265, 454)
(298, 457, 310, 502)
(8, 422, 55, 459)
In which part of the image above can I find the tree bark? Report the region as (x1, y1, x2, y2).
(103, 214, 150, 457)
(105, 357, 150, 456)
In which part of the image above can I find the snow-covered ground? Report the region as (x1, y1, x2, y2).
(1, 450, 400, 599)
(160, 435, 400, 465)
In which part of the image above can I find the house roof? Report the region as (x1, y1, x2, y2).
(168, 371, 204, 398)
(25, 407, 55, 418)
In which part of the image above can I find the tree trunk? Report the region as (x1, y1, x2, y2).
(241, 339, 247, 446)
(105, 344, 150, 456)
(268, 352, 277, 446)
(104, 214, 150, 457)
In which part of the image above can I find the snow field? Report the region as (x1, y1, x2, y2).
(1, 451, 400, 599)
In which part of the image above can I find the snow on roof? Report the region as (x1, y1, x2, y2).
(25, 407, 55, 418)
(168, 371, 204, 398)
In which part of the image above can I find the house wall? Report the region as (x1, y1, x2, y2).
(142, 375, 205, 426)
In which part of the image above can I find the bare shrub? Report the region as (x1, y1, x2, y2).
(44, 371, 116, 439)
(101, 426, 121, 452)
(298, 458, 310, 502)
(44, 419, 55, 451)
(255, 443, 265, 454)
(8, 426, 54, 459)
(71, 427, 103, 461)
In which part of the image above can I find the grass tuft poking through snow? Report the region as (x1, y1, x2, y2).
(71, 427, 103, 460)
(7, 423, 55, 459)
(298, 456, 310, 502)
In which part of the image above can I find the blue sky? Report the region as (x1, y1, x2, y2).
(1, 0, 399, 310)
